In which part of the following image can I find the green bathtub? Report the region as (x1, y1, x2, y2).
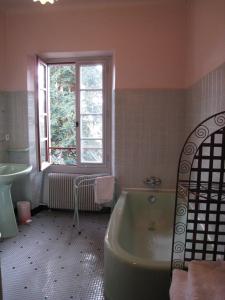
(104, 189, 175, 300)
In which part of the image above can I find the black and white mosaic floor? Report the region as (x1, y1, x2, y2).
(0, 210, 109, 300)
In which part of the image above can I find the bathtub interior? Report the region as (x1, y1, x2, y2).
(118, 191, 175, 261)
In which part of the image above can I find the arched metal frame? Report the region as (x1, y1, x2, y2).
(171, 111, 225, 271)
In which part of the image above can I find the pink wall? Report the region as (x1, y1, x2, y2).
(186, 0, 225, 86)
(3, 2, 186, 91)
(2, 1, 224, 90)
(0, 11, 5, 90)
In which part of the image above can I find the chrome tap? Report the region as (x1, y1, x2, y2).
(143, 176, 161, 188)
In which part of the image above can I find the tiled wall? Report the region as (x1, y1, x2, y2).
(0, 92, 9, 162)
(182, 63, 225, 192)
(1, 88, 187, 206)
(7, 92, 29, 154)
(185, 63, 225, 135)
(115, 63, 225, 191)
(115, 89, 186, 189)
(0, 91, 42, 208)
(0, 62, 224, 206)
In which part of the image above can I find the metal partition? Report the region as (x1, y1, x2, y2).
(171, 111, 225, 271)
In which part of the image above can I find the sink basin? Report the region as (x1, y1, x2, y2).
(0, 163, 32, 238)
(0, 163, 32, 185)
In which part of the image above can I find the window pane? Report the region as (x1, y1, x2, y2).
(81, 149, 103, 163)
(40, 141, 47, 162)
(49, 64, 76, 148)
(81, 139, 102, 149)
(39, 116, 47, 138)
(80, 91, 103, 114)
(39, 90, 46, 115)
(38, 63, 46, 89)
(80, 64, 103, 89)
(50, 148, 77, 165)
(81, 115, 102, 139)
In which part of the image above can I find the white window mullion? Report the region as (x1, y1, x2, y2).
(76, 62, 81, 167)
(47, 65, 51, 163)
(102, 61, 106, 165)
(37, 57, 50, 170)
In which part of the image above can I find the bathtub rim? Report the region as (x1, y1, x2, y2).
(104, 190, 175, 271)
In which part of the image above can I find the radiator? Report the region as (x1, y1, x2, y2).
(48, 173, 101, 211)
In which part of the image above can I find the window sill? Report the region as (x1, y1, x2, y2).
(43, 163, 111, 175)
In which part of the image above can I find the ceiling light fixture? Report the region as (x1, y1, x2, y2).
(33, 0, 57, 4)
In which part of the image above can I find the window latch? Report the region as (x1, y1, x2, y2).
(75, 121, 79, 128)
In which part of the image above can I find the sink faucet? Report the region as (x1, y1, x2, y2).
(143, 176, 161, 188)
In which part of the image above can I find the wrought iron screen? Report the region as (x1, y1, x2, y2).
(171, 111, 225, 271)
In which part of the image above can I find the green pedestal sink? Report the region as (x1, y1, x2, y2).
(0, 163, 32, 238)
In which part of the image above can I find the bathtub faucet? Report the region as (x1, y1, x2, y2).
(143, 176, 161, 188)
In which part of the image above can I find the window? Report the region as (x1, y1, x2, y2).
(37, 56, 112, 173)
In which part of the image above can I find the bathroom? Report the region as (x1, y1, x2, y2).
(0, 0, 224, 299)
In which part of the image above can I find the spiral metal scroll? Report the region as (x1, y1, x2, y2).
(183, 142, 197, 155)
(175, 222, 186, 235)
(176, 203, 187, 216)
(194, 125, 209, 139)
(179, 160, 191, 174)
(214, 113, 225, 127)
(174, 242, 185, 253)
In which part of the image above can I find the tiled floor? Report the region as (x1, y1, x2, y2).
(0, 210, 109, 300)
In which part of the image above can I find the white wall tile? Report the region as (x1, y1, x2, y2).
(115, 89, 186, 189)
(0, 92, 9, 161)
(185, 62, 225, 136)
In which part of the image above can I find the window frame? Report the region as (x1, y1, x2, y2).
(36, 57, 50, 171)
(36, 55, 112, 174)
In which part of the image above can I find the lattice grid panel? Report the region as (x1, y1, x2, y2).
(184, 128, 225, 263)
